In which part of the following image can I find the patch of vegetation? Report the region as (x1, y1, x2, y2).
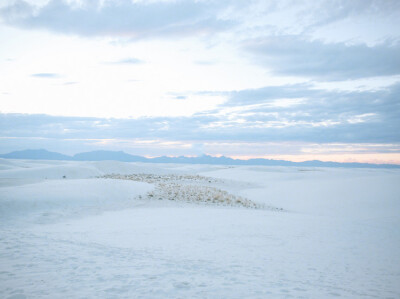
(99, 173, 266, 209)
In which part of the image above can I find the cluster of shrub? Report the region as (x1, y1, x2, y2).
(100, 173, 261, 209)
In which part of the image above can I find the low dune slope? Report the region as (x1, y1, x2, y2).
(0, 178, 153, 225)
(1, 159, 400, 298)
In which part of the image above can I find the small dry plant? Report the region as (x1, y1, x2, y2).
(99, 173, 262, 209)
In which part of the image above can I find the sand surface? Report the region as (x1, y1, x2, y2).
(1, 159, 399, 298)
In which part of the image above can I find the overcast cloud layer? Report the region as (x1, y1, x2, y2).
(0, 0, 235, 38)
(0, 0, 399, 163)
(1, 82, 399, 141)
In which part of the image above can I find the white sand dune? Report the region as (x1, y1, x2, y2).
(1, 159, 399, 298)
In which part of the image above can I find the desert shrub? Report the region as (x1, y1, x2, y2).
(99, 173, 265, 209)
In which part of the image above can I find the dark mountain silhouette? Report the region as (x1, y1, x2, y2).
(73, 150, 147, 162)
(0, 149, 72, 160)
(0, 149, 399, 168)
(149, 154, 399, 168)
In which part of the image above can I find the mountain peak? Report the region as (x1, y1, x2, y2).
(0, 149, 399, 168)
(0, 149, 72, 160)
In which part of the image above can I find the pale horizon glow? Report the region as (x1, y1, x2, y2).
(230, 154, 400, 165)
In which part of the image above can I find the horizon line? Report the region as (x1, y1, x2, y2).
(1, 148, 400, 167)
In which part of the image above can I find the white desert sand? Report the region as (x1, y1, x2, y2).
(0, 158, 399, 298)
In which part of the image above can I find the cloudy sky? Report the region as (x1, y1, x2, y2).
(1, 0, 400, 163)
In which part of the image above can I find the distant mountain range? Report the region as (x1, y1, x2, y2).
(1, 149, 399, 168)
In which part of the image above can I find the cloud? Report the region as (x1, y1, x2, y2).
(174, 96, 187, 100)
(243, 36, 400, 80)
(278, 0, 400, 34)
(300, 0, 400, 32)
(31, 73, 60, 78)
(105, 57, 144, 65)
(206, 82, 400, 143)
(214, 82, 400, 143)
(1, 82, 399, 145)
(0, 0, 236, 39)
(113, 58, 143, 64)
(194, 60, 217, 66)
(238, 0, 400, 39)
(226, 83, 316, 106)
